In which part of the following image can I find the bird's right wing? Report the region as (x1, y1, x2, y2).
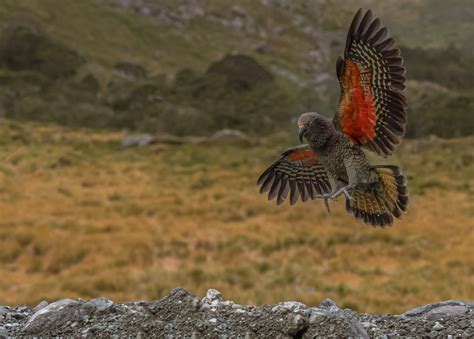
(334, 9, 407, 157)
(257, 145, 331, 205)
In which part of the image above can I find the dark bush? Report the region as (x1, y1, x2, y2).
(0, 25, 84, 79)
(171, 54, 298, 134)
(205, 54, 274, 92)
(77, 74, 100, 95)
(403, 45, 474, 90)
(113, 61, 148, 80)
(175, 68, 196, 87)
(406, 82, 474, 138)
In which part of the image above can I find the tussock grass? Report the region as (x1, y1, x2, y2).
(0, 120, 473, 313)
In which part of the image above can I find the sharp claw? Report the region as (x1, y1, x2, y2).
(324, 197, 330, 213)
(332, 185, 355, 200)
(322, 193, 335, 213)
(321, 185, 355, 212)
(343, 189, 354, 201)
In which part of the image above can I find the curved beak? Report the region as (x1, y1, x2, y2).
(298, 125, 306, 144)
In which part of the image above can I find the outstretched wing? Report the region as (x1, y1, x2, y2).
(257, 145, 331, 205)
(334, 9, 407, 157)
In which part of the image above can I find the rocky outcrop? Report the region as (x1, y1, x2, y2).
(98, 0, 205, 28)
(0, 288, 472, 337)
(121, 134, 156, 147)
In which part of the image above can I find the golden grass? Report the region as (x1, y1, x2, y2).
(0, 120, 473, 313)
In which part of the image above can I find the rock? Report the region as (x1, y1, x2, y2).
(33, 300, 48, 312)
(314, 298, 369, 338)
(23, 299, 78, 334)
(426, 305, 469, 317)
(22, 297, 116, 335)
(86, 298, 113, 312)
(271, 301, 309, 314)
(308, 310, 328, 324)
(361, 321, 374, 328)
(319, 298, 339, 309)
(100, 0, 205, 27)
(404, 301, 471, 317)
(202, 289, 222, 306)
(121, 134, 156, 147)
(458, 319, 470, 329)
(0, 289, 471, 337)
(286, 314, 307, 336)
(0, 327, 7, 339)
(211, 129, 248, 141)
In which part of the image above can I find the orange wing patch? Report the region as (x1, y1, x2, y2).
(287, 149, 317, 161)
(340, 60, 377, 144)
(334, 9, 407, 157)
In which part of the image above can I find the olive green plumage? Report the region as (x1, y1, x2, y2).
(257, 9, 409, 227)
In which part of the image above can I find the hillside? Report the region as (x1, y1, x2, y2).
(0, 0, 472, 136)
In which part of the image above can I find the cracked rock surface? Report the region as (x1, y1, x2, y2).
(0, 288, 472, 338)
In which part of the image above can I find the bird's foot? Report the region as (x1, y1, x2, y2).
(322, 193, 336, 213)
(331, 185, 355, 201)
(322, 185, 355, 213)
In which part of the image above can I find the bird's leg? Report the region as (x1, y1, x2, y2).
(331, 184, 355, 200)
(322, 175, 341, 213)
(321, 193, 335, 213)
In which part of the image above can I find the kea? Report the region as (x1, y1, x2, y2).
(258, 9, 408, 227)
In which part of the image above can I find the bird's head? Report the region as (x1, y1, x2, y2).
(297, 112, 334, 148)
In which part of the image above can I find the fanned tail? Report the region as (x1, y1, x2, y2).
(346, 165, 408, 227)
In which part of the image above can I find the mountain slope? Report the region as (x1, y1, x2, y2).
(0, 0, 472, 137)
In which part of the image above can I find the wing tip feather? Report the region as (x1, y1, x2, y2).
(257, 146, 331, 205)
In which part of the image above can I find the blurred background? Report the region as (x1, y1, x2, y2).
(0, 0, 472, 313)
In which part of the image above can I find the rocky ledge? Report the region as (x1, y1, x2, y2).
(0, 288, 472, 338)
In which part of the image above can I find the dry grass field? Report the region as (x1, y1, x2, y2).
(0, 119, 472, 314)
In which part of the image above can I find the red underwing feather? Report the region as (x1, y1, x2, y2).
(340, 60, 377, 144)
(334, 9, 407, 157)
(287, 149, 316, 160)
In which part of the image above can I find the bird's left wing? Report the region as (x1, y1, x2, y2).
(334, 9, 407, 157)
(257, 145, 331, 205)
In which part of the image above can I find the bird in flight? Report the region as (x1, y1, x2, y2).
(257, 9, 408, 227)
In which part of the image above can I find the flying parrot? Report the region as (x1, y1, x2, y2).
(258, 9, 408, 227)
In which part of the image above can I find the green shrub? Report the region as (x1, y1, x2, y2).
(0, 25, 84, 79)
(406, 82, 474, 138)
(403, 45, 473, 90)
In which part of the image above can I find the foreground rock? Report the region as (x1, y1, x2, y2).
(0, 288, 472, 337)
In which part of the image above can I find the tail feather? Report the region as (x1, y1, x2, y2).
(346, 165, 408, 227)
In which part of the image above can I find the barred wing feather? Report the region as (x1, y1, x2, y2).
(257, 145, 331, 205)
